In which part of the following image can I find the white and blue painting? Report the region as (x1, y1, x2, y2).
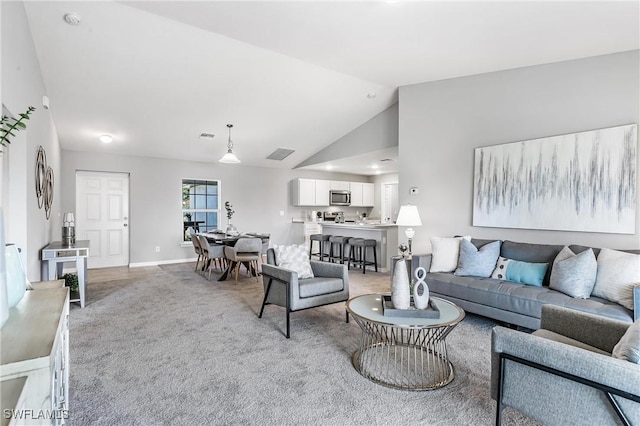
(473, 124, 637, 234)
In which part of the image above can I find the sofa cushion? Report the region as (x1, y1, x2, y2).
(501, 240, 564, 285)
(455, 239, 501, 278)
(534, 329, 610, 356)
(430, 236, 470, 273)
(298, 277, 343, 298)
(549, 247, 597, 299)
(592, 248, 639, 311)
(427, 272, 634, 323)
(612, 320, 640, 364)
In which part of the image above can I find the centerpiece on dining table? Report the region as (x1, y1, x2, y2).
(225, 201, 239, 236)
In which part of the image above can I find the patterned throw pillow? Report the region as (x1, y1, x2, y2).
(491, 257, 548, 287)
(454, 239, 501, 278)
(273, 244, 314, 279)
(592, 248, 639, 311)
(549, 246, 597, 299)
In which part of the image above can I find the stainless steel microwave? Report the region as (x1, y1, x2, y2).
(330, 190, 351, 206)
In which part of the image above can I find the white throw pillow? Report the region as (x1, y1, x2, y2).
(430, 236, 471, 273)
(592, 248, 639, 311)
(612, 320, 640, 364)
(273, 244, 314, 279)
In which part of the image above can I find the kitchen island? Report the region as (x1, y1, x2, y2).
(321, 222, 398, 272)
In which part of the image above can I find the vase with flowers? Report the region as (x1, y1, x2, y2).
(224, 201, 238, 236)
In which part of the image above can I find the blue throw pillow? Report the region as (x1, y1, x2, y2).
(505, 260, 548, 287)
(454, 239, 501, 278)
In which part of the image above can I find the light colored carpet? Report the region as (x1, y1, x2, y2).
(69, 263, 538, 425)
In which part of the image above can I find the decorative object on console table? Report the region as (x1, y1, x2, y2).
(413, 267, 430, 309)
(5, 244, 26, 309)
(398, 243, 408, 257)
(62, 212, 76, 246)
(391, 257, 410, 309)
(396, 204, 422, 255)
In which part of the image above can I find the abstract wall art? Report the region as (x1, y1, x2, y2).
(473, 124, 637, 234)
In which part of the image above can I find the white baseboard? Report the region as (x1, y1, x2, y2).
(129, 257, 197, 268)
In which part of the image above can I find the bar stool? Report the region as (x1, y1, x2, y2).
(349, 238, 378, 274)
(328, 236, 351, 264)
(309, 234, 330, 261)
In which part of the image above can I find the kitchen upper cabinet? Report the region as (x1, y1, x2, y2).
(350, 182, 364, 207)
(362, 182, 374, 207)
(330, 181, 350, 191)
(293, 179, 330, 206)
(315, 180, 330, 206)
(350, 182, 375, 207)
(294, 178, 316, 206)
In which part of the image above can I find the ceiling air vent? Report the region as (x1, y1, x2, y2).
(380, 158, 395, 162)
(199, 132, 215, 139)
(266, 148, 295, 161)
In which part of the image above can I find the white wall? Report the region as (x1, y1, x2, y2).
(399, 50, 640, 254)
(296, 103, 398, 168)
(2, 2, 62, 280)
(61, 150, 369, 265)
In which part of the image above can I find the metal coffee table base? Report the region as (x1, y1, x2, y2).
(350, 319, 458, 391)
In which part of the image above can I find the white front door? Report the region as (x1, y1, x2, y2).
(76, 171, 130, 268)
(382, 182, 399, 223)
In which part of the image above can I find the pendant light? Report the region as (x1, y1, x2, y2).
(219, 124, 241, 163)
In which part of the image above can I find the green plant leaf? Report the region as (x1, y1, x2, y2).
(16, 122, 26, 129)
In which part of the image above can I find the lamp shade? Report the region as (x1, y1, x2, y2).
(396, 205, 422, 227)
(219, 151, 240, 164)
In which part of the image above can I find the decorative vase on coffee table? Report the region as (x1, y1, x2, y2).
(391, 258, 410, 309)
(413, 267, 430, 309)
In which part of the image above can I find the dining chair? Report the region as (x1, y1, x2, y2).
(191, 233, 204, 272)
(223, 237, 263, 282)
(197, 235, 226, 280)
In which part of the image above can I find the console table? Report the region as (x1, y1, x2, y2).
(41, 240, 89, 308)
(1, 288, 70, 425)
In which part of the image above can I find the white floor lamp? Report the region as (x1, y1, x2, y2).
(396, 204, 422, 255)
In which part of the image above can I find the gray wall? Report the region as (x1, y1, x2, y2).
(61, 150, 368, 265)
(2, 2, 62, 280)
(296, 103, 398, 168)
(398, 50, 640, 254)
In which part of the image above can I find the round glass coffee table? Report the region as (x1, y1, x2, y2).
(345, 294, 465, 391)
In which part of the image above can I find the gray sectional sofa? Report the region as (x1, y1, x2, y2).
(421, 239, 639, 329)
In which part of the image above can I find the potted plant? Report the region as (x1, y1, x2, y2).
(224, 201, 238, 236)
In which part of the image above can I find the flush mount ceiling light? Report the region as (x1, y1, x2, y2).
(63, 13, 81, 25)
(99, 134, 113, 144)
(219, 124, 240, 164)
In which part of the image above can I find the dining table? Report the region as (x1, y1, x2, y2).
(196, 232, 269, 281)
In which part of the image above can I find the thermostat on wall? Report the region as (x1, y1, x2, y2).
(410, 187, 419, 195)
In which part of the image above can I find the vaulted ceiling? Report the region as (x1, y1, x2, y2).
(21, 1, 639, 174)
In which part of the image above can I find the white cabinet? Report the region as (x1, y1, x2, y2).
(362, 183, 375, 207)
(294, 178, 316, 206)
(293, 179, 329, 206)
(315, 180, 330, 206)
(1, 288, 70, 425)
(350, 182, 364, 207)
(349, 182, 374, 207)
(330, 181, 350, 191)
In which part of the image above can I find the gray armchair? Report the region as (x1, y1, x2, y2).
(258, 248, 349, 338)
(491, 305, 640, 425)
